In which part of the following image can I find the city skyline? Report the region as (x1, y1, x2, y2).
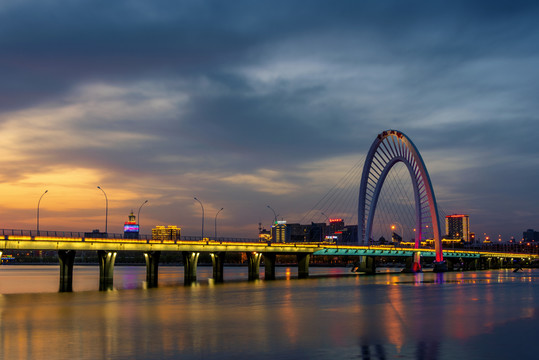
(1, 1, 539, 240)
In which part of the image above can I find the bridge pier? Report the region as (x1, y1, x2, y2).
(464, 258, 477, 271)
(297, 254, 310, 279)
(247, 252, 262, 280)
(144, 251, 161, 288)
(478, 257, 489, 270)
(58, 250, 76, 292)
(432, 260, 448, 272)
(488, 257, 501, 269)
(403, 252, 422, 273)
(263, 253, 276, 280)
(182, 251, 200, 284)
(358, 255, 376, 274)
(210, 252, 226, 282)
(98, 250, 117, 291)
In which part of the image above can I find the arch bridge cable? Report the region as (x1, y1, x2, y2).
(300, 130, 450, 261)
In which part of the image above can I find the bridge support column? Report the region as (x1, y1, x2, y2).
(210, 252, 226, 282)
(403, 252, 422, 273)
(247, 252, 262, 280)
(297, 254, 310, 279)
(358, 256, 376, 274)
(182, 251, 200, 284)
(144, 251, 161, 288)
(263, 253, 276, 280)
(98, 250, 117, 291)
(58, 250, 76, 292)
(464, 258, 476, 271)
(489, 257, 501, 269)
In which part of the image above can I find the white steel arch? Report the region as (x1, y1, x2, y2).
(358, 130, 443, 262)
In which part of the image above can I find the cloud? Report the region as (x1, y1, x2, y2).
(0, 1, 539, 238)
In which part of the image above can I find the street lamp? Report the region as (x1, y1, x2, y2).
(267, 205, 278, 223)
(137, 200, 148, 235)
(391, 221, 403, 242)
(194, 197, 204, 239)
(214, 207, 224, 241)
(37, 190, 48, 236)
(97, 186, 108, 234)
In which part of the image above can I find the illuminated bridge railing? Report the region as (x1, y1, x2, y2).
(0, 229, 259, 243)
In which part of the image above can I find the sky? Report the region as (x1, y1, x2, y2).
(1, 0, 539, 241)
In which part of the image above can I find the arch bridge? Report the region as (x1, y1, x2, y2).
(358, 130, 445, 271)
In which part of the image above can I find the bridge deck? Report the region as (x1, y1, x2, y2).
(0, 235, 536, 259)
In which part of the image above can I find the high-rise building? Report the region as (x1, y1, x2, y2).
(329, 218, 344, 235)
(271, 221, 289, 243)
(124, 211, 140, 239)
(445, 214, 470, 242)
(152, 225, 181, 241)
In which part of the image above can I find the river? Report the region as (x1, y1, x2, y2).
(0, 265, 537, 359)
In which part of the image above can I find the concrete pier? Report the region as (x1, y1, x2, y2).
(263, 253, 276, 280)
(210, 252, 226, 282)
(403, 252, 422, 273)
(58, 249, 76, 292)
(297, 253, 310, 279)
(144, 251, 161, 287)
(98, 250, 117, 291)
(358, 255, 376, 274)
(182, 251, 200, 284)
(247, 252, 262, 280)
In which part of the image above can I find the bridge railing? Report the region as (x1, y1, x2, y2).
(0, 229, 260, 243)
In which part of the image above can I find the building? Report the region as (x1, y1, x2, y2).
(334, 225, 358, 244)
(269, 219, 351, 244)
(152, 225, 181, 241)
(123, 211, 140, 239)
(271, 221, 289, 243)
(329, 218, 344, 236)
(288, 222, 327, 242)
(523, 229, 539, 243)
(445, 214, 470, 242)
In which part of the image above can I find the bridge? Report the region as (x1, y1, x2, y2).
(1, 129, 533, 292)
(1, 232, 536, 291)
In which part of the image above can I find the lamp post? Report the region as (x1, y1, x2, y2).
(391, 221, 403, 243)
(194, 197, 204, 239)
(214, 207, 224, 241)
(267, 205, 278, 224)
(137, 200, 148, 235)
(37, 190, 48, 236)
(97, 186, 108, 234)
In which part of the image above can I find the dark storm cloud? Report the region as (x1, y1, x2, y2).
(2, 0, 538, 108)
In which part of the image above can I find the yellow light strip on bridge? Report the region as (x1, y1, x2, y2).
(7, 236, 32, 241)
(34, 236, 82, 242)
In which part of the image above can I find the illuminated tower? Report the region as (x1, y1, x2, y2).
(124, 210, 140, 239)
(445, 214, 470, 242)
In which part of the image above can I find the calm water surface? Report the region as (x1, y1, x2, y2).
(0, 266, 538, 359)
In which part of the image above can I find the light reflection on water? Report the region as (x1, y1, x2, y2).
(0, 267, 538, 359)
